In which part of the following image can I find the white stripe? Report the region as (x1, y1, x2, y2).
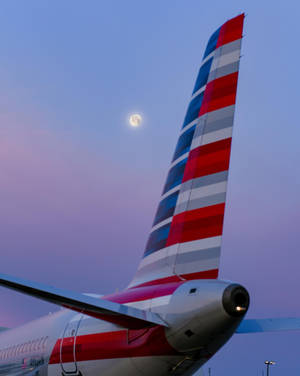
(190, 181, 227, 199)
(151, 295, 172, 307)
(177, 181, 227, 205)
(151, 216, 172, 233)
(125, 295, 172, 309)
(177, 236, 222, 253)
(132, 257, 219, 288)
(190, 85, 206, 101)
(175, 257, 219, 274)
(191, 127, 233, 150)
(138, 236, 222, 269)
(138, 245, 177, 270)
(126, 299, 151, 309)
(210, 49, 240, 72)
(160, 185, 181, 201)
(174, 188, 191, 209)
(201, 127, 233, 145)
(169, 151, 189, 169)
(202, 50, 215, 65)
(179, 118, 198, 136)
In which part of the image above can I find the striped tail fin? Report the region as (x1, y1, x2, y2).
(130, 14, 245, 288)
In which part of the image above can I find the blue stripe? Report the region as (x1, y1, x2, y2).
(192, 57, 213, 94)
(144, 223, 171, 257)
(162, 158, 187, 194)
(172, 124, 196, 162)
(203, 27, 220, 59)
(182, 92, 204, 129)
(153, 191, 179, 226)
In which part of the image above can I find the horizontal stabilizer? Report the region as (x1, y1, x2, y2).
(236, 318, 300, 333)
(0, 273, 168, 329)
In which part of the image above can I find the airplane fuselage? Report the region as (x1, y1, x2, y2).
(0, 280, 249, 376)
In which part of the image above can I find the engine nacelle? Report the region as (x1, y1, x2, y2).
(164, 280, 249, 356)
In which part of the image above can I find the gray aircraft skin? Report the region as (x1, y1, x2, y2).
(0, 279, 249, 376)
(0, 13, 299, 376)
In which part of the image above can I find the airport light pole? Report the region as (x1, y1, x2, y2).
(265, 360, 276, 376)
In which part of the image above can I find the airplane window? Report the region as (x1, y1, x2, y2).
(37, 337, 43, 350)
(41, 337, 45, 349)
(42, 336, 48, 349)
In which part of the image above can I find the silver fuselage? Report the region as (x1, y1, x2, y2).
(0, 280, 248, 376)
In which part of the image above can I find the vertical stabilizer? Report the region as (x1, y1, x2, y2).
(130, 14, 245, 288)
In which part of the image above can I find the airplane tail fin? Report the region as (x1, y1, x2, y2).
(130, 14, 245, 288)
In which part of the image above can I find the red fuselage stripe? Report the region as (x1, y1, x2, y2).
(104, 282, 182, 302)
(49, 326, 178, 364)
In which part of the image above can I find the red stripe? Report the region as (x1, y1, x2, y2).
(182, 138, 231, 183)
(132, 269, 219, 288)
(49, 326, 178, 364)
(216, 14, 244, 48)
(49, 339, 61, 364)
(200, 73, 238, 116)
(166, 204, 225, 246)
(169, 203, 225, 224)
(104, 282, 181, 302)
(60, 284, 183, 329)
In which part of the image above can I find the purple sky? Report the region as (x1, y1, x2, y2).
(1, 1, 300, 375)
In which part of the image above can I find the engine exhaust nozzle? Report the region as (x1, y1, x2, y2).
(222, 284, 250, 317)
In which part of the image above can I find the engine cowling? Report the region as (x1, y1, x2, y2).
(163, 280, 249, 355)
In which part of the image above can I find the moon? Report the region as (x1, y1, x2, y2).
(129, 113, 142, 127)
